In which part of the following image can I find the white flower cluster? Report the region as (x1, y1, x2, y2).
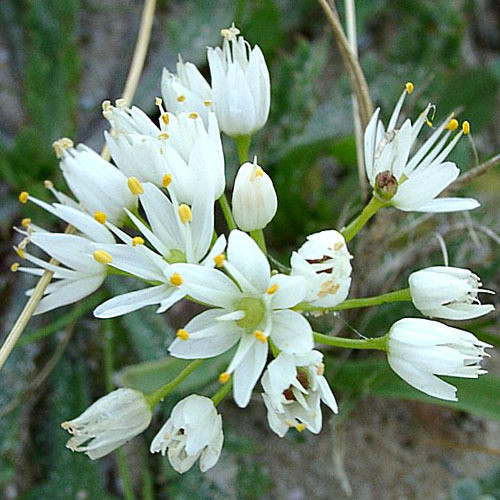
(13, 25, 495, 474)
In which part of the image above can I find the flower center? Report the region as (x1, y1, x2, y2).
(235, 297, 266, 329)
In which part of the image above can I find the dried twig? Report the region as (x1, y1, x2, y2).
(448, 153, 500, 192)
(0, 0, 158, 371)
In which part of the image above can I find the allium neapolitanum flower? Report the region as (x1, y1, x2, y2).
(13, 198, 115, 314)
(262, 350, 338, 437)
(208, 24, 270, 137)
(53, 138, 137, 225)
(291, 230, 352, 307)
(94, 180, 225, 318)
(364, 83, 479, 212)
(150, 395, 223, 473)
(232, 159, 277, 231)
(387, 318, 492, 401)
(162, 57, 213, 125)
(168, 230, 314, 408)
(103, 100, 225, 203)
(409, 266, 495, 320)
(62, 388, 152, 460)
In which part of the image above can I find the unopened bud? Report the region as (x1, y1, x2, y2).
(232, 160, 277, 232)
(374, 171, 398, 201)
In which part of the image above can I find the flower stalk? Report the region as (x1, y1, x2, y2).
(313, 332, 387, 351)
(145, 359, 204, 408)
(341, 195, 387, 242)
(294, 288, 412, 312)
(211, 379, 233, 406)
(218, 192, 237, 231)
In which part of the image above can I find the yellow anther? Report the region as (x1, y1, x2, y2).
(203, 99, 212, 106)
(115, 98, 126, 109)
(445, 118, 459, 131)
(10, 262, 19, 272)
(317, 362, 325, 376)
(178, 204, 192, 224)
(214, 253, 226, 268)
(127, 177, 144, 195)
(170, 272, 183, 287)
(295, 423, 306, 432)
(162, 174, 172, 187)
(266, 284, 279, 295)
(161, 113, 169, 125)
(219, 372, 230, 384)
(16, 248, 26, 259)
(158, 132, 170, 140)
(318, 282, 340, 298)
(93, 250, 113, 265)
(21, 218, 31, 228)
(18, 191, 29, 204)
(462, 121, 470, 135)
(251, 166, 264, 180)
(221, 23, 240, 39)
(425, 117, 433, 128)
(102, 100, 111, 112)
(93, 211, 107, 224)
(155, 97, 163, 106)
(254, 330, 267, 343)
(188, 112, 199, 119)
(177, 94, 186, 102)
(132, 236, 144, 247)
(333, 241, 344, 251)
(176, 328, 189, 341)
(405, 82, 414, 94)
(52, 137, 74, 158)
(44, 180, 54, 189)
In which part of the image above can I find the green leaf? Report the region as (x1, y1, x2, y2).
(329, 359, 500, 421)
(115, 352, 233, 395)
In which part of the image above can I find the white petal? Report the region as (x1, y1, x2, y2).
(412, 197, 480, 213)
(168, 309, 241, 359)
(93, 285, 173, 318)
(270, 274, 307, 309)
(270, 310, 313, 354)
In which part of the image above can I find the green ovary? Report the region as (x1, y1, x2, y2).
(235, 297, 266, 329)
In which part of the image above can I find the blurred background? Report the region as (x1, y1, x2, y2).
(1, 0, 500, 498)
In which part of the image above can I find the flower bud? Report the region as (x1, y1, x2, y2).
(232, 160, 277, 232)
(207, 24, 270, 137)
(150, 395, 223, 473)
(290, 230, 352, 307)
(62, 388, 152, 460)
(409, 266, 494, 320)
(387, 318, 491, 401)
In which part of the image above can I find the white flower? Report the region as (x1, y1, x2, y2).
(103, 101, 225, 203)
(62, 388, 152, 460)
(262, 350, 338, 437)
(208, 24, 270, 137)
(387, 318, 492, 401)
(290, 230, 352, 307)
(364, 85, 479, 212)
(232, 159, 277, 231)
(150, 395, 223, 473)
(14, 197, 115, 314)
(409, 266, 495, 320)
(168, 230, 313, 408)
(161, 57, 213, 125)
(93, 181, 225, 318)
(54, 138, 137, 225)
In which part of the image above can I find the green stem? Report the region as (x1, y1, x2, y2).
(145, 359, 204, 408)
(341, 195, 387, 242)
(103, 323, 135, 500)
(218, 193, 237, 231)
(235, 134, 252, 163)
(250, 229, 267, 254)
(294, 288, 412, 313)
(314, 331, 387, 351)
(212, 379, 233, 406)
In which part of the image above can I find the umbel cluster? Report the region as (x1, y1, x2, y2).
(13, 24, 494, 473)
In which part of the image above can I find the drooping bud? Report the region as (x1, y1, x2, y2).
(374, 170, 398, 201)
(232, 160, 277, 232)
